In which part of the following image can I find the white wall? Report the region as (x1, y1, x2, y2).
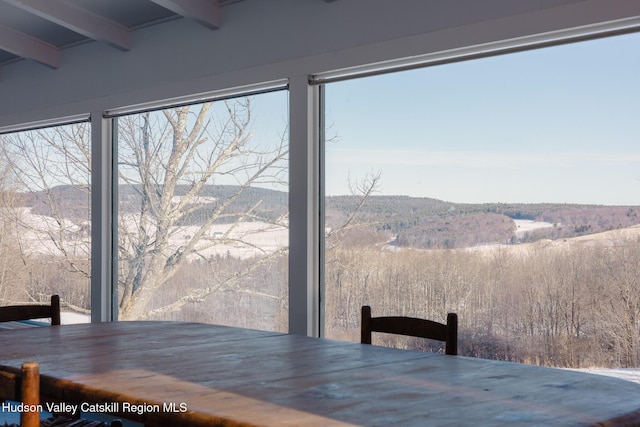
(1, 0, 640, 128)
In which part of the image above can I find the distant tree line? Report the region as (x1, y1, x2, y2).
(326, 196, 640, 249)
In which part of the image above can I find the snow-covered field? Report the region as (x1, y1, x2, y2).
(514, 219, 555, 238)
(13, 208, 288, 260)
(571, 368, 640, 385)
(170, 221, 288, 260)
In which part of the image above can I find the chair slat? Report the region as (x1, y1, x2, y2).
(361, 305, 458, 355)
(0, 295, 61, 326)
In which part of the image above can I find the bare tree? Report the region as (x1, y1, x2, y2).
(115, 99, 288, 319)
(0, 125, 91, 309)
(593, 243, 640, 367)
(1, 98, 289, 321)
(0, 153, 24, 302)
(325, 170, 382, 253)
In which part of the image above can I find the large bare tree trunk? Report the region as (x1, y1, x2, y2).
(116, 99, 288, 319)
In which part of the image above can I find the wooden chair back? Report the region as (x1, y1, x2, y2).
(0, 367, 18, 402)
(0, 362, 40, 427)
(361, 305, 458, 355)
(0, 295, 61, 326)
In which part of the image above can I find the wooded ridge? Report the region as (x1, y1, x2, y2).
(20, 185, 640, 249)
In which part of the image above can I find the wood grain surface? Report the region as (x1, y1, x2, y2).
(1, 322, 639, 426)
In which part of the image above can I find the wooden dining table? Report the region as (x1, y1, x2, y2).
(1, 321, 639, 427)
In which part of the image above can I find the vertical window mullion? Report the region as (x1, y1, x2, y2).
(90, 112, 115, 322)
(288, 75, 321, 336)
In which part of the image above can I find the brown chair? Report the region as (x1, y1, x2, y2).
(1, 362, 123, 427)
(0, 361, 41, 427)
(361, 305, 458, 355)
(0, 295, 61, 326)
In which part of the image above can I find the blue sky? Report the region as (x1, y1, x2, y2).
(323, 31, 640, 205)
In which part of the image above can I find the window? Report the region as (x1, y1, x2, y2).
(0, 122, 91, 323)
(323, 32, 640, 368)
(115, 91, 289, 331)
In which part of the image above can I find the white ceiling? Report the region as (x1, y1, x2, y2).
(2, 0, 640, 131)
(0, 0, 252, 68)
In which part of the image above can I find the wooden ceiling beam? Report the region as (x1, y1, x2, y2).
(3, 0, 131, 51)
(0, 23, 59, 68)
(149, 0, 222, 30)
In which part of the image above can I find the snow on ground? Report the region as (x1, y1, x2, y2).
(513, 219, 555, 238)
(571, 368, 640, 385)
(61, 312, 90, 324)
(118, 213, 288, 260)
(11, 207, 90, 257)
(13, 207, 288, 260)
(162, 221, 288, 260)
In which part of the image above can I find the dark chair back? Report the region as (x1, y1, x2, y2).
(0, 295, 61, 326)
(361, 305, 458, 355)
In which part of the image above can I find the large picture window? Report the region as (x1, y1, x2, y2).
(115, 91, 289, 331)
(323, 32, 640, 368)
(0, 122, 91, 323)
